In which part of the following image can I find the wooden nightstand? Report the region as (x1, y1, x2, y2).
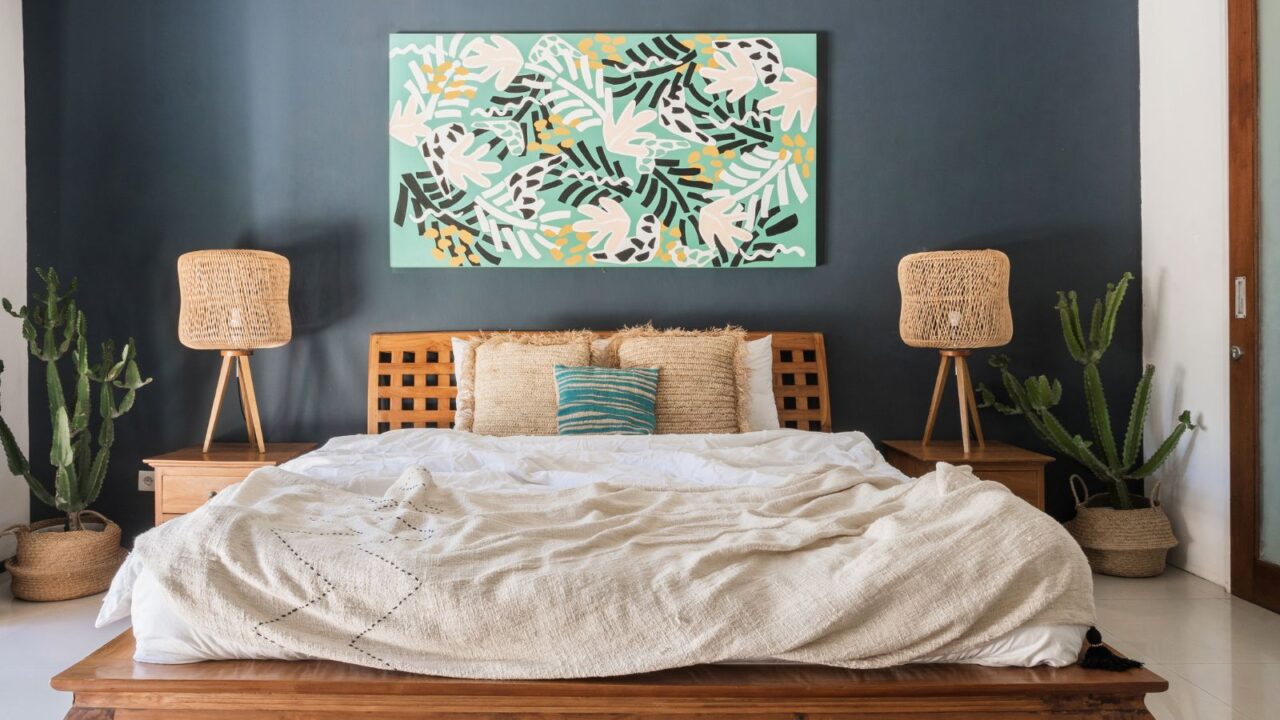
(880, 440, 1053, 510)
(145, 443, 317, 525)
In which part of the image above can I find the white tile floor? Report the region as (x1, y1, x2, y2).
(1, 568, 1277, 719)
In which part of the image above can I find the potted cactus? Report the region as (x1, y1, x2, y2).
(978, 272, 1195, 577)
(0, 268, 151, 601)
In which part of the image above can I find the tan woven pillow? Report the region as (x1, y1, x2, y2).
(610, 327, 748, 434)
(456, 332, 592, 435)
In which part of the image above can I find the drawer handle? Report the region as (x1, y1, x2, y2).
(207, 490, 219, 499)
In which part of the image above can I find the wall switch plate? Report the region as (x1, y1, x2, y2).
(138, 470, 155, 492)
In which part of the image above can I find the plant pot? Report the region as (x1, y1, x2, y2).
(1064, 476, 1178, 578)
(2, 510, 126, 601)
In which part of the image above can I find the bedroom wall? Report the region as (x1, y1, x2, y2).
(21, 0, 1143, 542)
(1138, 0, 1231, 589)
(0, 0, 28, 563)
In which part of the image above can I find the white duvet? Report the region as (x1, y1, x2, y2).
(100, 430, 1090, 672)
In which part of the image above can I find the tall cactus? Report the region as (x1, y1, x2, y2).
(977, 272, 1195, 509)
(0, 268, 151, 530)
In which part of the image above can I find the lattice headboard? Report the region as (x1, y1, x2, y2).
(367, 331, 831, 434)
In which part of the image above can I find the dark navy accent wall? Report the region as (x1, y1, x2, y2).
(21, 0, 1140, 539)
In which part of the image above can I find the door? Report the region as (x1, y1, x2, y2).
(1231, 0, 1280, 612)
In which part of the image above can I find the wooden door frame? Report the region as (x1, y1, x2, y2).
(1229, 0, 1280, 612)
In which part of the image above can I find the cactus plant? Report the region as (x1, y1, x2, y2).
(0, 268, 151, 530)
(977, 272, 1195, 509)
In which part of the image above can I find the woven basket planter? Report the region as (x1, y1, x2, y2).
(2, 511, 126, 602)
(1065, 476, 1178, 578)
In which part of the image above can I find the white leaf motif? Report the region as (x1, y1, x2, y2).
(602, 99, 658, 159)
(462, 35, 524, 91)
(389, 96, 430, 147)
(698, 197, 753, 254)
(758, 68, 817, 132)
(573, 197, 632, 253)
(436, 128, 500, 192)
(699, 47, 758, 102)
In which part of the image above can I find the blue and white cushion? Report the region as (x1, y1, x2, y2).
(553, 365, 659, 435)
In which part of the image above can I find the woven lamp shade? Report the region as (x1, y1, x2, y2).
(897, 250, 1013, 350)
(178, 250, 292, 351)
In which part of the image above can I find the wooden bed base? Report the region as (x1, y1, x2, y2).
(56, 330, 1163, 717)
(54, 630, 1165, 719)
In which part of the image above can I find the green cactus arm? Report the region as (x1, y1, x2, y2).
(1122, 364, 1156, 469)
(53, 464, 79, 512)
(74, 430, 91, 479)
(1128, 410, 1197, 480)
(41, 268, 59, 323)
(1083, 363, 1119, 469)
(56, 304, 79, 356)
(1088, 298, 1104, 353)
(1099, 272, 1133, 357)
(1, 297, 18, 318)
(1037, 406, 1114, 480)
(99, 381, 115, 420)
(0, 360, 55, 507)
(50, 405, 73, 470)
(71, 371, 91, 435)
(84, 447, 110, 507)
(22, 316, 38, 357)
(0, 409, 53, 507)
(115, 359, 151, 392)
(45, 360, 65, 427)
(98, 411, 114, 449)
(113, 389, 136, 418)
(976, 382, 1023, 415)
(1056, 291, 1089, 363)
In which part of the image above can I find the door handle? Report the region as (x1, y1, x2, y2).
(1232, 345, 1245, 361)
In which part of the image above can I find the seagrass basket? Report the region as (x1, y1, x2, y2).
(1064, 476, 1177, 578)
(2, 511, 126, 601)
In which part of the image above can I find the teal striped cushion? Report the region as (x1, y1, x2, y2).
(554, 365, 659, 435)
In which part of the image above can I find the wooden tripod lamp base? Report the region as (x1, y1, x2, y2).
(203, 350, 266, 454)
(922, 349, 986, 455)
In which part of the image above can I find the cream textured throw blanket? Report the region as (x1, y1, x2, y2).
(132, 458, 1092, 678)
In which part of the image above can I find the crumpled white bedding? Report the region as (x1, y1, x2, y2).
(100, 429, 1089, 670)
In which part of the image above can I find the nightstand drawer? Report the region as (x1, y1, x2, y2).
(881, 440, 1052, 511)
(159, 472, 247, 514)
(146, 443, 318, 526)
(974, 469, 1044, 508)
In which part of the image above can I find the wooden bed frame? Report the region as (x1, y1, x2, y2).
(366, 330, 832, 433)
(51, 330, 1166, 719)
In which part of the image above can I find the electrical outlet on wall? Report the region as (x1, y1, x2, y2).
(138, 470, 155, 492)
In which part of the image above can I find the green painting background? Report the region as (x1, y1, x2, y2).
(389, 32, 817, 268)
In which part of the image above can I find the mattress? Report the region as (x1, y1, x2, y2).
(99, 429, 1088, 669)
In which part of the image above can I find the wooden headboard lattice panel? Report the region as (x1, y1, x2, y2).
(367, 331, 831, 434)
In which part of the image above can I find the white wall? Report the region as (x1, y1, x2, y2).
(0, 0, 27, 560)
(1139, 0, 1232, 588)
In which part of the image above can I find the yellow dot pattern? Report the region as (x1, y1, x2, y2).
(528, 114, 580, 156)
(424, 224, 480, 267)
(577, 34, 628, 71)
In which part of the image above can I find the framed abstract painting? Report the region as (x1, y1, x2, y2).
(389, 32, 817, 268)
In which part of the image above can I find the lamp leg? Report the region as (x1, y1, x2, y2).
(922, 353, 952, 446)
(955, 356, 971, 454)
(237, 354, 266, 454)
(959, 355, 986, 448)
(202, 355, 235, 453)
(234, 357, 257, 450)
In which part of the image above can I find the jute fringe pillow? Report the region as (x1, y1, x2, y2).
(455, 331, 593, 435)
(607, 325, 749, 434)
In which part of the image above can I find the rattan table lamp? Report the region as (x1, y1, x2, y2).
(178, 250, 291, 453)
(898, 249, 1012, 454)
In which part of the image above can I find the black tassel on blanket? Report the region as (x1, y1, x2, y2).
(1079, 627, 1143, 671)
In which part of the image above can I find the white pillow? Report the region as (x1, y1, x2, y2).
(460, 334, 779, 431)
(745, 336, 780, 431)
(451, 336, 473, 386)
